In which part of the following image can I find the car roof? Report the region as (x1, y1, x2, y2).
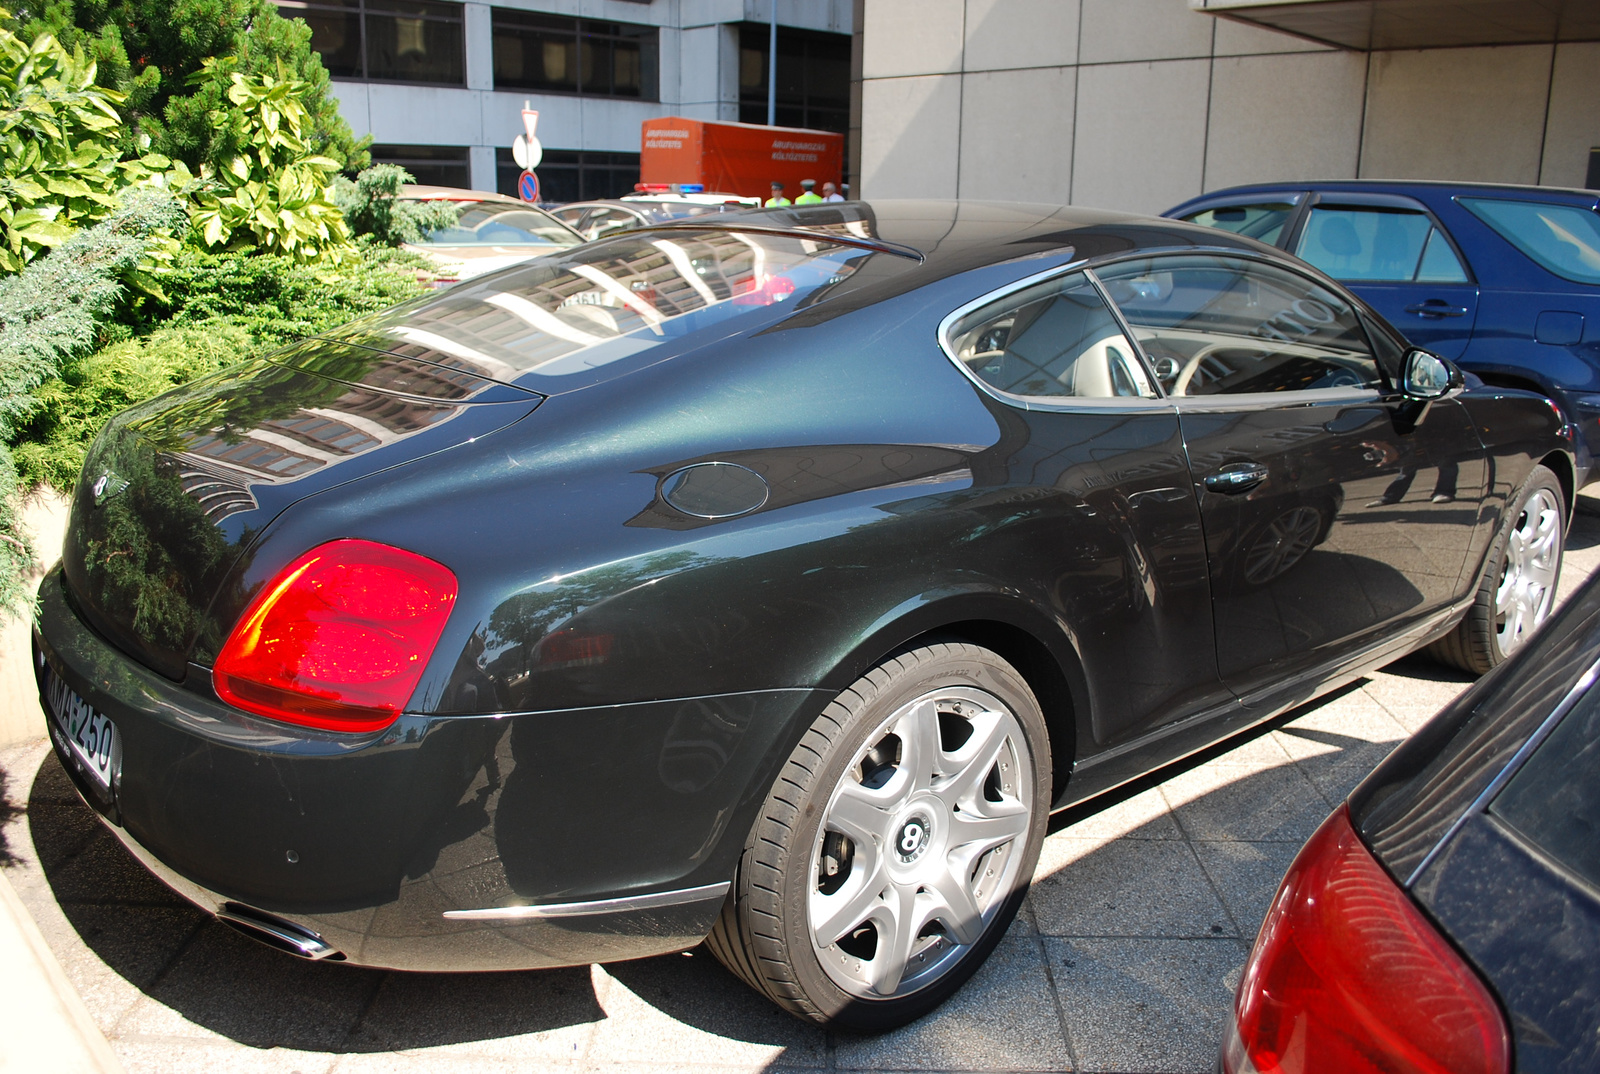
(552, 200, 646, 213)
(1169, 178, 1600, 213)
(709, 199, 1283, 274)
(401, 184, 527, 206)
(623, 192, 761, 206)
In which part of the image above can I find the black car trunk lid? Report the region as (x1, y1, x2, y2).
(61, 340, 542, 679)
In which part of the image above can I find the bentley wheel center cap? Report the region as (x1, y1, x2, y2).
(896, 812, 933, 864)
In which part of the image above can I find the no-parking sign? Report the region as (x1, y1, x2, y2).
(517, 170, 539, 203)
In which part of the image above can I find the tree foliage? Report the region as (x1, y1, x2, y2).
(188, 62, 350, 261)
(0, 15, 133, 270)
(2, 0, 364, 170)
(0, 188, 186, 615)
(139, 241, 431, 344)
(0, 188, 185, 435)
(334, 164, 460, 247)
(12, 322, 251, 489)
(13, 241, 431, 490)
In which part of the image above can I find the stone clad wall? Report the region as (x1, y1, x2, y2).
(858, 0, 1600, 213)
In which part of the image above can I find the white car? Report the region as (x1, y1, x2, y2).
(399, 186, 585, 284)
(551, 193, 761, 242)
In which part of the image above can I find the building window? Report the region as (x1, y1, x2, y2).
(496, 148, 640, 203)
(370, 144, 470, 188)
(277, 0, 464, 86)
(491, 10, 658, 100)
(737, 23, 849, 134)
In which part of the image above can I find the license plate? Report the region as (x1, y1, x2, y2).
(43, 665, 120, 796)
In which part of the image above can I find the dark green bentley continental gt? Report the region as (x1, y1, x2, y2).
(36, 201, 1573, 1028)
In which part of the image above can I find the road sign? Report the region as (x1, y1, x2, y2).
(513, 106, 543, 169)
(517, 169, 540, 203)
(512, 133, 543, 170)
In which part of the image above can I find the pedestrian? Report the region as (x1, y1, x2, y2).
(764, 181, 790, 207)
(795, 179, 823, 204)
(822, 181, 843, 202)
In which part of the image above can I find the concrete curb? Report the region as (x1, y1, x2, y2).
(0, 867, 124, 1074)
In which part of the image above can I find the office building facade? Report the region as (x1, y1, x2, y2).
(276, 0, 852, 200)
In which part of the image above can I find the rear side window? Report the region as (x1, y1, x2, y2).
(1459, 197, 1600, 285)
(1096, 254, 1381, 397)
(334, 228, 907, 386)
(1491, 679, 1600, 891)
(946, 272, 1156, 401)
(1295, 206, 1469, 284)
(1182, 202, 1298, 246)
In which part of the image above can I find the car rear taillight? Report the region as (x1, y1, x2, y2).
(213, 540, 458, 733)
(1223, 804, 1509, 1074)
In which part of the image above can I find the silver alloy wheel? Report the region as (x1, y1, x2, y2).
(1243, 506, 1323, 585)
(1495, 486, 1562, 656)
(807, 686, 1033, 1000)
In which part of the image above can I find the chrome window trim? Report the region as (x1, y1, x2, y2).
(442, 881, 731, 920)
(935, 259, 1174, 414)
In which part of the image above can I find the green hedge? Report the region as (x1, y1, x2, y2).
(12, 240, 433, 492)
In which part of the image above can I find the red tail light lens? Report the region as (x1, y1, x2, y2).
(213, 540, 458, 733)
(1224, 804, 1509, 1074)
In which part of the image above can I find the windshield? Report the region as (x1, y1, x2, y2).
(411, 201, 583, 248)
(320, 227, 898, 390)
(1459, 197, 1600, 285)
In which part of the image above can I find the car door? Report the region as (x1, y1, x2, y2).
(1093, 253, 1486, 707)
(942, 268, 1233, 750)
(1288, 194, 1480, 359)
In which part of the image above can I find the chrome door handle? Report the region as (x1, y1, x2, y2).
(1404, 303, 1468, 318)
(1203, 463, 1269, 493)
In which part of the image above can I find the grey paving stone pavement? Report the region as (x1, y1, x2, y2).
(4, 496, 1598, 1074)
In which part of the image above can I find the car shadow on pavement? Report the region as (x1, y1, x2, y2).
(25, 754, 606, 1053)
(1567, 516, 1600, 552)
(23, 654, 1474, 1068)
(0, 765, 22, 864)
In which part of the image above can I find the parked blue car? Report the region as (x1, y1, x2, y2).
(1167, 181, 1600, 480)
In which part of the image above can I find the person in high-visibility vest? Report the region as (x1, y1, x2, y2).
(795, 179, 823, 204)
(764, 181, 790, 207)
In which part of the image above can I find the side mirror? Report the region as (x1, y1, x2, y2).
(1401, 348, 1464, 400)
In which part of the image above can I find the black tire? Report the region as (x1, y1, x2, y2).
(705, 641, 1051, 1030)
(1429, 464, 1565, 674)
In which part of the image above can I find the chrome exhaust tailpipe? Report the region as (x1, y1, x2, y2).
(217, 903, 345, 961)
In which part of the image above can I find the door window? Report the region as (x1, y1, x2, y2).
(1294, 206, 1469, 284)
(945, 272, 1157, 401)
(1181, 202, 1299, 246)
(1094, 255, 1382, 397)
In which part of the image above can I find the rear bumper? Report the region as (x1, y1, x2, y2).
(34, 566, 819, 972)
